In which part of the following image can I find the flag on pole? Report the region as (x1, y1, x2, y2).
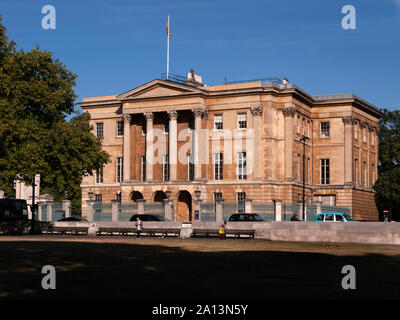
(166, 17, 171, 37)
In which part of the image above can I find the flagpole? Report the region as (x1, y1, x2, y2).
(166, 15, 170, 80)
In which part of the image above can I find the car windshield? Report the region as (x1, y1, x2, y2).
(253, 214, 263, 221)
(343, 214, 351, 221)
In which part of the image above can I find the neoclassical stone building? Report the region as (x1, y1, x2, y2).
(79, 74, 381, 221)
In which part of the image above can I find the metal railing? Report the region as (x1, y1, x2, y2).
(223, 77, 282, 85)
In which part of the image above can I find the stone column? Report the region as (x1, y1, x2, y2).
(343, 116, 354, 185)
(167, 110, 178, 181)
(297, 200, 304, 221)
(251, 106, 263, 180)
(273, 199, 282, 222)
(46, 200, 53, 222)
(62, 200, 71, 218)
(283, 107, 295, 181)
(163, 199, 174, 221)
(315, 201, 322, 215)
(244, 199, 253, 214)
(137, 199, 146, 215)
(86, 200, 94, 222)
(215, 199, 224, 225)
(123, 114, 131, 182)
(111, 200, 119, 223)
(144, 112, 154, 182)
(192, 108, 203, 180)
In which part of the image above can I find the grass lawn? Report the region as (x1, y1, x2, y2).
(0, 236, 399, 300)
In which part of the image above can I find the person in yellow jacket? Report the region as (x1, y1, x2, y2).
(219, 224, 226, 240)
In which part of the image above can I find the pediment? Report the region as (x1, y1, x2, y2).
(117, 79, 204, 100)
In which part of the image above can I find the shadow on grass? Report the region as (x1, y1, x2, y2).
(0, 239, 399, 300)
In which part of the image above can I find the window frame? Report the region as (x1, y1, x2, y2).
(237, 112, 247, 129)
(237, 152, 247, 180)
(214, 114, 223, 131)
(116, 120, 124, 137)
(320, 122, 330, 138)
(116, 157, 123, 183)
(213, 152, 223, 180)
(320, 158, 330, 185)
(96, 122, 104, 138)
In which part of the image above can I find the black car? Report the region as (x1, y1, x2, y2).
(129, 214, 166, 222)
(228, 213, 264, 222)
(57, 216, 86, 221)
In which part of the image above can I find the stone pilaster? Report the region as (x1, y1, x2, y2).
(122, 114, 131, 182)
(167, 110, 178, 181)
(342, 116, 355, 185)
(251, 106, 263, 180)
(144, 112, 154, 182)
(283, 107, 296, 181)
(192, 108, 204, 180)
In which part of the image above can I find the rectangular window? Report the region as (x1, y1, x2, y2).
(96, 167, 103, 184)
(213, 192, 223, 203)
(213, 192, 223, 212)
(163, 155, 169, 181)
(354, 159, 358, 184)
(363, 128, 367, 143)
(94, 194, 102, 213)
(213, 153, 223, 180)
(214, 114, 223, 130)
(302, 118, 305, 135)
(141, 156, 146, 182)
(237, 152, 247, 180)
(320, 122, 330, 138)
(320, 159, 330, 184)
(96, 122, 104, 138)
(363, 161, 367, 186)
(188, 155, 194, 181)
(371, 131, 375, 146)
(307, 121, 310, 137)
(237, 192, 246, 213)
(117, 121, 124, 137)
(116, 157, 123, 183)
(297, 154, 301, 182)
(372, 163, 375, 185)
(238, 113, 247, 129)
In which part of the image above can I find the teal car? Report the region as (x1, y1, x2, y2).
(314, 212, 355, 222)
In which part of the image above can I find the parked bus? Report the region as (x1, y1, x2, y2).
(0, 198, 29, 234)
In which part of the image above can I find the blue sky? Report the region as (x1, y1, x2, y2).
(0, 0, 399, 113)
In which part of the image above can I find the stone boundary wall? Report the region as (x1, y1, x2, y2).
(51, 221, 400, 245)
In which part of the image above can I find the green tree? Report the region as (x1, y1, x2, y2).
(374, 108, 400, 221)
(0, 16, 109, 214)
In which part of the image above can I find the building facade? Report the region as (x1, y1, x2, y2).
(79, 75, 381, 221)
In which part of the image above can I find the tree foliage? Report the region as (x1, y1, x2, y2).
(374, 108, 400, 221)
(0, 16, 110, 214)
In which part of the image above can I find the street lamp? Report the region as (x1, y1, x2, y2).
(165, 187, 171, 200)
(300, 135, 310, 221)
(195, 187, 201, 200)
(88, 189, 94, 201)
(64, 190, 68, 200)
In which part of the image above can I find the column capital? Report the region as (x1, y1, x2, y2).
(342, 116, 355, 124)
(282, 107, 296, 117)
(250, 106, 263, 116)
(144, 112, 154, 120)
(202, 110, 208, 120)
(122, 114, 131, 123)
(167, 110, 178, 120)
(191, 108, 204, 118)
